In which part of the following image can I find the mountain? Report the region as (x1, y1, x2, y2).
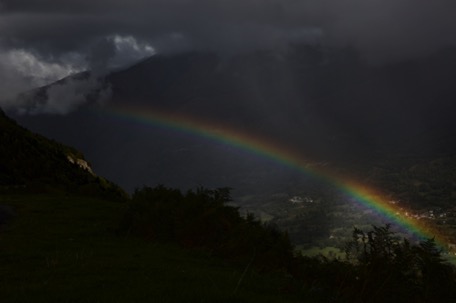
(0, 107, 125, 198)
(11, 45, 456, 196)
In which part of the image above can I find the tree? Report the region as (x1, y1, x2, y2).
(120, 185, 295, 273)
(343, 224, 456, 302)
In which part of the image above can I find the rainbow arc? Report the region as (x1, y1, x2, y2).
(102, 104, 451, 249)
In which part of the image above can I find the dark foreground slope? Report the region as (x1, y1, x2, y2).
(2, 191, 455, 303)
(0, 194, 305, 303)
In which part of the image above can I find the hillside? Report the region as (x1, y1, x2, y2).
(0, 107, 125, 198)
(0, 193, 308, 303)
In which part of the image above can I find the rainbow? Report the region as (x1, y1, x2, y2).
(102, 104, 450, 249)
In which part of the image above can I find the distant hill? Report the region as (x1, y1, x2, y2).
(0, 107, 126, 198)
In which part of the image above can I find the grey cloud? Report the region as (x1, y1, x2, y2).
(319, 0, 456, 62)
(14, 74, 112, 115)
(1, 0, 455, 60)
(0, 52, 33, 102)
(87, 37, 116, 75)
(36, 76, 111, 115)
(0, 46, 86, 108)
(16, 37, 122, 115)
(109, 35, 156, 68)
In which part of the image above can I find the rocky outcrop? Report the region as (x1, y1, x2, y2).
(67, 155, 95, 175)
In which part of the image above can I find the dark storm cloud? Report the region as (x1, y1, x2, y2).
(1, 0, 455, 59)
(1, 0, 456, 112)
(321, 0, 456, 62)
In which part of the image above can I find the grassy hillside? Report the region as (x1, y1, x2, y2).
(0, 108, 125, 199)
(0, 194, 304, 303)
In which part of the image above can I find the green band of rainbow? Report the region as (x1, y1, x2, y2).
(102, 104, 450, 249)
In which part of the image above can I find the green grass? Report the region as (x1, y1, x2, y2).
(0, 194, 306, 303)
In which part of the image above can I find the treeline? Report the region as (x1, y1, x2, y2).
(121, 185, 294, 272)
(121, 185, 456, 302)
(296, 225, 456, 302)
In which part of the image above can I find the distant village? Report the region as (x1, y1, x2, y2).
(287, 195, 456, 254)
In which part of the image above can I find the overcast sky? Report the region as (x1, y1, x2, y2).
(1, 0, 456, 111)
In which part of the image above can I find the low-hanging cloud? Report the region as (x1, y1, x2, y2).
(16, 75, 112, 115)
(0, 35, 153, 114)
(0, 47, 85, 109)
(1, 0, 456, 113)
